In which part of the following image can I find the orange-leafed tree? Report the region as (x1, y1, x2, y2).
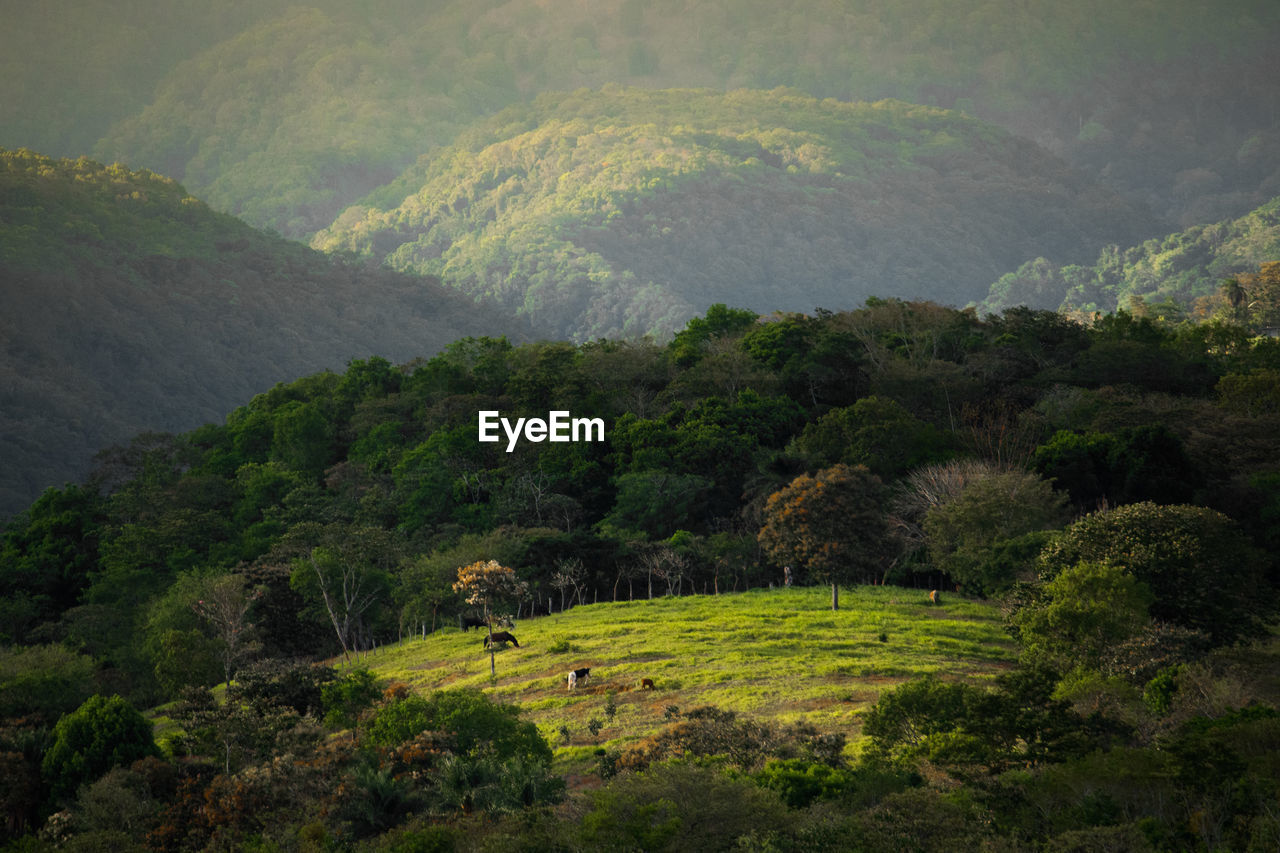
(757, 464, 897, 609)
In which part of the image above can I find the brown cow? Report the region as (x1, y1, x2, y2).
(640, 677, 655, 690)
(484, 631, 520, 648)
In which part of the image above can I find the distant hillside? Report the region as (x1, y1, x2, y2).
(2, 0, 1265, 238)
(0, 149, 525, 519)
(980, 195, 1280, 316)
(312, 88, 1158, 340)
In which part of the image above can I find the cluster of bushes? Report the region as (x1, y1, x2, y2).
(2, 665, 565, 850)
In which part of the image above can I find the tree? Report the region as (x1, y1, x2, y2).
(602, 470, 713, 539)
(791, 396, 953, 479)
(0, 484, 102, 635)
(923, 469, 1068, 595)
(757, 464, 896, 607)
(0, 644, 95, 723)
(291, 544, 391, 662)
(41, 694, 159, 805)
(1011, 562, 1154, 672)
(550, 557, 586, 610)
(453, 560, 528, 673)
(191, 573, 264, 688)
(1038, 502, 1272, 644)
(668, 304, 759, 366)
(1237, 261, 1280, 332)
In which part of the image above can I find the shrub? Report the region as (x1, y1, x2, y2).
(1011, 561, 1153, 672)
(578, 762, 787, 852)
(42, 695, 160, 805)
(364, 689, 552, 765)
(322, 667, 382, 731)
(238, 658, 336, 717)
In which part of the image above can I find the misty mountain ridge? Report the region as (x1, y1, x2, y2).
(314, 87, 1161, 340)
(4, 1, 1276, 239)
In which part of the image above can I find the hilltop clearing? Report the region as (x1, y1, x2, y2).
(347, 585, 1014, 770)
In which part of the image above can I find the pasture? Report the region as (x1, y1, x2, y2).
(353, 585, 1017, 773)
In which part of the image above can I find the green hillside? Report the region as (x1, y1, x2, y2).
(350, 585, 1013, 766)
(313, 87, 1156, 339)
(0, 149, 525, 519)
(4, 299, 1279, 849)
(981, 194, 1280, 316)
(0, 0, 1269, 237)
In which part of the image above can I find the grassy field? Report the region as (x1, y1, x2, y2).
(351, 585, 1017, 773)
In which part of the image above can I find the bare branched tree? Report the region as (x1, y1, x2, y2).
(551, 557, 585, 611)
(192, 573, 264, 688)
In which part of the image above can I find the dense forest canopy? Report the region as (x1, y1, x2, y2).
(313, 87, 1157, 339)
(4, 2, 1280, 847)
(2, 299, 1279, 848)
(981, 194, 1280, 318)
(2, 1, 1277, 237)
(0, 149, 528, 520)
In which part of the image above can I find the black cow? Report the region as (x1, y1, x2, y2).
(459, 614, 487, 632)
(567, 667, 591, 690)
(485, 631, 520, 648)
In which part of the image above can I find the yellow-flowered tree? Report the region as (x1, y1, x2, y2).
(453, 559, 528, 674)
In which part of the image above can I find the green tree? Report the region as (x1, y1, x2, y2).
(668, 304, 759, 366)
(791, 396, 953, 480)
(365, 688, 552, 766)
(923, 469, 1068, 595)
(1011, 561, 1154, 672)
(602, 471, 713, 539)
(758, 464, 896, 606)
(1038, 502, 1272, 644)
(41, 694, 159, 804)
(0, 484, 102, 635)
(322, 667, 382, 732)
(0, 644, 95, 723)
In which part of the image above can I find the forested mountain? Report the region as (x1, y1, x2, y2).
(3, 1, 1275, 239)
(0, 149, 526, 520)
(3, 299, 1279, 848)
(313, 88, 1157, 340)
(981, 194, 1280, 318)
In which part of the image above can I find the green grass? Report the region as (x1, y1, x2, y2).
(353, 585, 1015, 771)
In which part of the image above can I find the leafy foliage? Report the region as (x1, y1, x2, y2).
(0, 149, 523, 519)
(922, 469, 1068, 594)
(41, 694, 159, 804)
(5, 0, 1274, 239)
(1038, 502, 1273, 643)
(758, 464, 896, 587)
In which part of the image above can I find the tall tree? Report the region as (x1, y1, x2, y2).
(757, 464, 897, 608)
(453, 560, 528, 674)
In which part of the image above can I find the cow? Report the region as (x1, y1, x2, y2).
(640, 677, 655, 690)
(567, 667, 591, 690)
(458, 613, 487, 632)
(928, 589, 941, 605)
(484, 631, 519, 648)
